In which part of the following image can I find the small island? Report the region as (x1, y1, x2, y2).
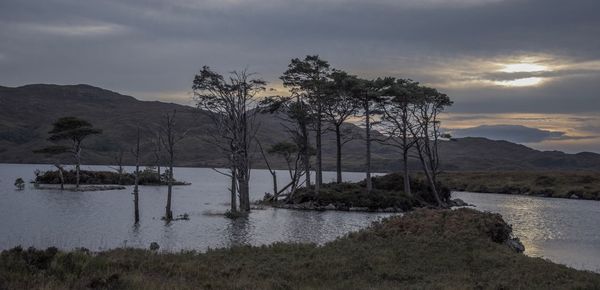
(35, 168, 190, 187)
(261, 173, 460, 212)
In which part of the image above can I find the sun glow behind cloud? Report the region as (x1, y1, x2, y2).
(494, 77, 544, 87)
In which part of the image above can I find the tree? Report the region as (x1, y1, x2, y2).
(354, 77, 392, 193)
(409, 85, 453, 207)
(281, 55, 330, 193)
(323, 70, 361, 183)
(131, 128, 141, 223)
(152, 133, 163, 184)
(259, 95, 313, 191)
(14, 178, 25, 190)
(39, 117, 101, 188)
(33, 146, 68, 190)
(159, 111, 188, 221)
(378, 78, 421, 197)
(193, 66, 264, 213)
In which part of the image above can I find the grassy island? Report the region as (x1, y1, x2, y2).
(263, 173, 452, 212)
(2, 209, 599, 289)
(35, 169, 190, 186)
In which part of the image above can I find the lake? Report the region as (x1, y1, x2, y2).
(0, 164, 599, 273)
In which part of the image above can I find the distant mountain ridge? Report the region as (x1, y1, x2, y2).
(1, 84, 600, 171)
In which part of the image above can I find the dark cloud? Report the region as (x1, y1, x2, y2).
(0, 0, 598, 114)
(448, 124, 595, 143)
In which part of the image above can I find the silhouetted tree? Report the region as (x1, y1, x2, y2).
(379, 79, 421, 197)
(323, 70, 361, 183)
(281, 55, 330, 194)
(38, 117, 101, 188)
(193, 66, 264, 213)
(409, 85, 453, 206)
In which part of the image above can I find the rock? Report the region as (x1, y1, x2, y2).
(149, 242, 160, 251)
(383, 207, 396, 213)
(570, 194, 580, 199)
(450, 198, 472, 207)
(504, 238, 525, 253)
(324, 204, 336, 210)
(349, 207, 369, 212)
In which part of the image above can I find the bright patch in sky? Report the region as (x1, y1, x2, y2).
(499, 63, 548, 73)
(494, 77, 544, 87)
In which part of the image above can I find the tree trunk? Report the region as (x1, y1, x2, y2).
(403, 148, 412, 196)
(315, 110, 322, 194)
(301, 123, 311, 189)
(239, 177, 250, 212)
(272, 171, 278, 198)
(165, 157, 174, 220)
(133, 145, 140, 224)
(335, 125, 342, 184)
(231, 169, 237, 212)
(75, 146, 81, 189)
(365, 104, 372, 193)
(157, 165, 161, 184)
(56, 165, 64, 190)
(417, 149, 443, 207)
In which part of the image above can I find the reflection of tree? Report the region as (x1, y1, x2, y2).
(226, 218, 251, 247)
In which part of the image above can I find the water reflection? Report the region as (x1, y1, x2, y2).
(454, 191, 600, 273)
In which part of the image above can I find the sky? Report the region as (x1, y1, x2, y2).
(1, 0, 599, 153)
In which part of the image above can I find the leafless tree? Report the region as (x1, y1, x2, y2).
(159, 110, 188, 221)
(131, 128, 141, 223)
(109, 149, 125, 185)
(193, 66, 264, 213)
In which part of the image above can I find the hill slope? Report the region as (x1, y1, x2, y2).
(1, 84, 600, 171)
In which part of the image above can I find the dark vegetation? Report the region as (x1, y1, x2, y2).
(439, 171, 600, 200)
(279, 173, 451, 211)
(34, 168, 189, 186)
(2, 209, 599, 289)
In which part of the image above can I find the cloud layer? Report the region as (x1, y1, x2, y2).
(1, 0, 599, 151)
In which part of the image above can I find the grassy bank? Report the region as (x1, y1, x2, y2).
(2, 209, 599, 289)
(439, 171, 600, 200)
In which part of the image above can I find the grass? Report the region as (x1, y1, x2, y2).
(439, 171, 600, 200)
(2, 208, 599, 289)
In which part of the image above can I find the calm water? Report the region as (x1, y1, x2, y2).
(453, 191, 600, 273)
(0, 164, 391, 252)
(0, 164, 598, 273)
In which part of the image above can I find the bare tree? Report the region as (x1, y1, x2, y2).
(109, 149, 125, 185)
(131, 128, 141, 223)
(152, 133, 162, 184)
(159, 111, 188, 221)
(193, 66, 264, 213)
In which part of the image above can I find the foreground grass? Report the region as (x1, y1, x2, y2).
(2, 209, 600, 289)
(439, 171, 600, 200)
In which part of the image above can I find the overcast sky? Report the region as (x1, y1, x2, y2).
(1, 0, 599, 153)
